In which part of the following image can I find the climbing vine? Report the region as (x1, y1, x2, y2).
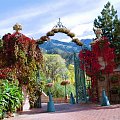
(0, 30, 44, 114)
(79, 36, 115, 76)
(0, 32, 43, 84)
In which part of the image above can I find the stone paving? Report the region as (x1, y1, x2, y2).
(5, 103, 120, 120)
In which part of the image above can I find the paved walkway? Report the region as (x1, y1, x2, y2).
(5, 103, 120, 120)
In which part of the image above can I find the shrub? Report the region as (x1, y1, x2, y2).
(0, 79, 23, 119)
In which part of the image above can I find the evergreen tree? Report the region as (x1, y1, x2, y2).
(94, 2, 120, 56)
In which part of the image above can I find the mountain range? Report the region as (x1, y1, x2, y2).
(40, 39, 92, 53)
(39, 39, 93, 65)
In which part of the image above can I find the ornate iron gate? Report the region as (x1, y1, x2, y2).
(74, 53, 87, 103)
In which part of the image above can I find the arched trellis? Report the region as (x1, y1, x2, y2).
(36, 18, 87, 103)
(36, 18, 83, 46)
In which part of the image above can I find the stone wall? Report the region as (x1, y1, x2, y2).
(97, 72, 120, 104)
(41, 92, 70, 103)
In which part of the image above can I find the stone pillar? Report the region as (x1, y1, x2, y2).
(22, 85, 30, 111)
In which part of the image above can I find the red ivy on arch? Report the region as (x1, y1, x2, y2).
(79, 36, 115, 76)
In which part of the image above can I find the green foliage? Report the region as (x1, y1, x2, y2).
(51, 82, 64, 98)
(0, 79, 23, 119)
(28, 79, 45, 108)
(27, 69, 47, 108)
(43, 54, 69, 82)
(0, 38, 3, 48)
(44, 82, 75, 98)
(0, 39, 3, 54)
(42, 54, 75, 98)
(68, 64, 75, 84)
(40, 39, 82, 65)
(94, 2, 118, 39)
(94, 1, 120, 55)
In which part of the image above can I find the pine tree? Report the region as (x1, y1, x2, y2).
(94, 2, 120, 56)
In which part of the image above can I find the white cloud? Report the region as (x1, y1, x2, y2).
(0, 10, 43, 27)
(79, 35, 95, 40)
(71, 22, 95, 39)
(26, 8, 100, 38)
(30, 22, 94, 41)
(0, 27, 13, 36)
(0, 0, 120, 41)
(59, 9, 99, 28)
(0, 0, 69, 34)
(60, 38, 72, 42)
(25, 1, 103, 38)
(71, 23, 93, 35)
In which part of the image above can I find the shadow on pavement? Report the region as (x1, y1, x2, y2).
(17, 103, 120, 115)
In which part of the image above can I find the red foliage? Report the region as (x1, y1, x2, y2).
(0, 67, 12, 79)
(79, 36, 115, 76)
(1, 32, 43, 84)
(79, 50, 101, 76)
(2, 32, 38, 65)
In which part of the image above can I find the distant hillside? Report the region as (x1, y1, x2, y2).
(40, 39, 92, 53)
(40, 39, 81, 53)
(39, 39, 92, 65)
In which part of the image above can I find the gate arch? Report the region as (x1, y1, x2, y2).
(37, 18, 83, 46)
(37, 18, 87, 103)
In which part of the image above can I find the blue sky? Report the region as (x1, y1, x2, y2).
(0, 0, 120, 42)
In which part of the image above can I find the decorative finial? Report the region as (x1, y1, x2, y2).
(53, 18, 66, 29)
(93, 27, 102, 39)
(59, 18, 60, 22)
(13, 23, 22, 32)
